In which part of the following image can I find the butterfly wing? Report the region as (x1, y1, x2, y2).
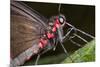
(11, 1, 48, 65)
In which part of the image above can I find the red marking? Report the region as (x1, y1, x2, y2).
(38, 38, 48, 48)
(52, 17, 61, 32)
(39, 42, 43, 48)
(52, 26, 56, 32)
(47, 32, 55, 39)
(55, 18, 61, 28)
(38, 17, 61, 49)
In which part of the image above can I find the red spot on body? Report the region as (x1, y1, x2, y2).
(47, 32, 55, 39)
(38, 17, 61, 49)
(39, 42, 43, 48)
(55, 18, 60, 28)
(38, 38, 48, 48)
(52, 18, 61, 32)
(52, 26, 56, 32)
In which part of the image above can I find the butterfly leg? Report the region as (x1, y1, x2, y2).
(65, 22, 94, 39)
(73, 33, 88, 43)
(63, 28, 88, 46)
(62, 27, 75, 41)
(61, 27, 88, 48)
(59, 41, 74, 62)
(62, 22, 90, 45)
(35, 54, 40, 65)
(76, 28, 94, 39)
(53, 38, 59, 51)
(69, 38, 83, 47)
(35, 44, 53, 65)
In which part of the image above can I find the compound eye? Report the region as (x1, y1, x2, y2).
(58, 14, 66, 24)
(59, 17, 64, 23)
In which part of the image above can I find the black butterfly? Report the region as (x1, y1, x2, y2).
(10, 1, 94, 67)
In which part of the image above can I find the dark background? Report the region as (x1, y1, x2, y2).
(22, 1, 95, 65)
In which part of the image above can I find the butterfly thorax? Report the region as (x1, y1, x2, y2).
(38, 16, 61, 49)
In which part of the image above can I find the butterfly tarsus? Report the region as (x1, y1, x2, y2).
(35, 54, 40, 65)
(62, 28, 74, 41)
(35, 45, 53, 65)
(73, 33, 88, 43)
(70, 39, 83, 47)
(65, 21, 94, 39)
(59, 41, 74, 63)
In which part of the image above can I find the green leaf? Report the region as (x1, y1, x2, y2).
(62, 40, 95, 63)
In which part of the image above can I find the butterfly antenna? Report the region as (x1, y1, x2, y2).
(58, 3, 61, 14)
(76, 28, 95, 39)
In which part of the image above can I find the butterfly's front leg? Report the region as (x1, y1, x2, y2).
(35, 48, 51, 65)
(60, 22, 85, 47)
(62, 27, 75, 41)
(63, 22, 95, 47)
(57, 29, 73, 62)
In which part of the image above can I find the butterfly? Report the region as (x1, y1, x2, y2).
(10, 1, 94, 67)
